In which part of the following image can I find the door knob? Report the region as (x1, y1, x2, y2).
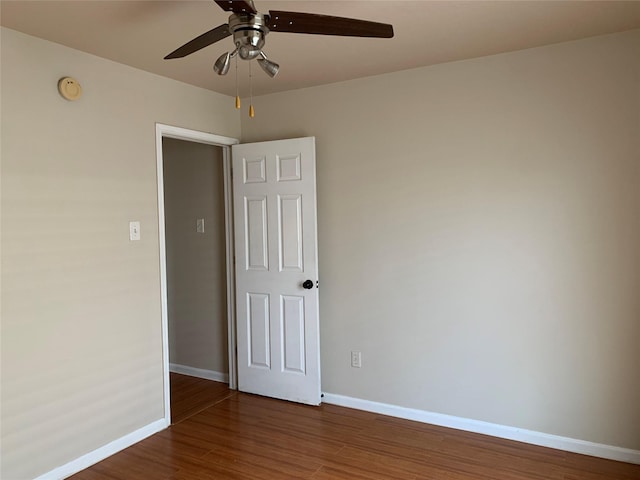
(302, 280, 314, 289)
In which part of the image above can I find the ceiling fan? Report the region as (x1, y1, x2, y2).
(164, 0, 394, 79)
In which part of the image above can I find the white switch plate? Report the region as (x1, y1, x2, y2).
(351, 351, 362, 368)
(196, 218, 205, 233)
(129, 221, 141, 241)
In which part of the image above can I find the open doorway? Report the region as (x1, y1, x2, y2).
(163, 138, 230, 423)
(156, 124, 239, 425)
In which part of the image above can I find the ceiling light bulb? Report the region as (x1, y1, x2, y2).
(257, 58, 279, 78)
(213, 52, 231, 75)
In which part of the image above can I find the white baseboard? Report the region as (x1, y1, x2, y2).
(322, 393, 640, 465)
(169, 363, 229, 383)
(34, 418, 167, 480)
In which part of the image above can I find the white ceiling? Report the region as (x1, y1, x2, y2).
(2, 1, 640, 97)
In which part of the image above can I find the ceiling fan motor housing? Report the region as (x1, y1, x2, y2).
(229, 13, 269, 60)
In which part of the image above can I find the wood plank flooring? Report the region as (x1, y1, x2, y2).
(71, 375, 640, 479)
(170, 372, 233, 424)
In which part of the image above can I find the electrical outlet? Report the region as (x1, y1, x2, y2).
(351, 351, 362, 368)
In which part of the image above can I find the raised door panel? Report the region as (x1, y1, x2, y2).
(245, 197, 268, 270)
(278, 195, 303, 272)
(280, 295, 305, 374)
(244, 156, 266, 183)
(247, 293, 270, 368)
(277, 154, 301, 182)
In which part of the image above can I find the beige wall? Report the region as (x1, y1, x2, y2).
(163, 138, 228, 374)
(2, 24, 639, 479)
(242, 30, 640, 450)
(0, 28, 240, 479)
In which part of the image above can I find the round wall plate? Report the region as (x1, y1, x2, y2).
(58, 77, 82, 101)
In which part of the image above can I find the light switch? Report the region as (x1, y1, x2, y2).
(129, 221, 141, 241)
(196, 218, 205, 233)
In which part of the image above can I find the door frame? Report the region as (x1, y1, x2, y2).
(155, 123, 239, 425)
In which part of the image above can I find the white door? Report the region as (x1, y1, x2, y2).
(232, 137, 320, 405)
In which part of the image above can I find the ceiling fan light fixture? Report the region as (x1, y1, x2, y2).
(238, 44, 263, 60)
(213, 51, 231, 75)
(166, 1, 394, 87)
(257, 57, 279, 78)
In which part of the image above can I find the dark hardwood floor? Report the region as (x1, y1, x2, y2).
(71, 375, 640, 479)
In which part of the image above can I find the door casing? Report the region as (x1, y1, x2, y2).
(155, 123, 239, 425)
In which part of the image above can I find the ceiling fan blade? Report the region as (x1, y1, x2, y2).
(267, 11, 393, 38)
(164, 24, 231, 59)
(214, 0, 257, 15)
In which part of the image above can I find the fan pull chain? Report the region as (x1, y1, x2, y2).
(249, 61, 255, 118)
(235, 54, 241, 109)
